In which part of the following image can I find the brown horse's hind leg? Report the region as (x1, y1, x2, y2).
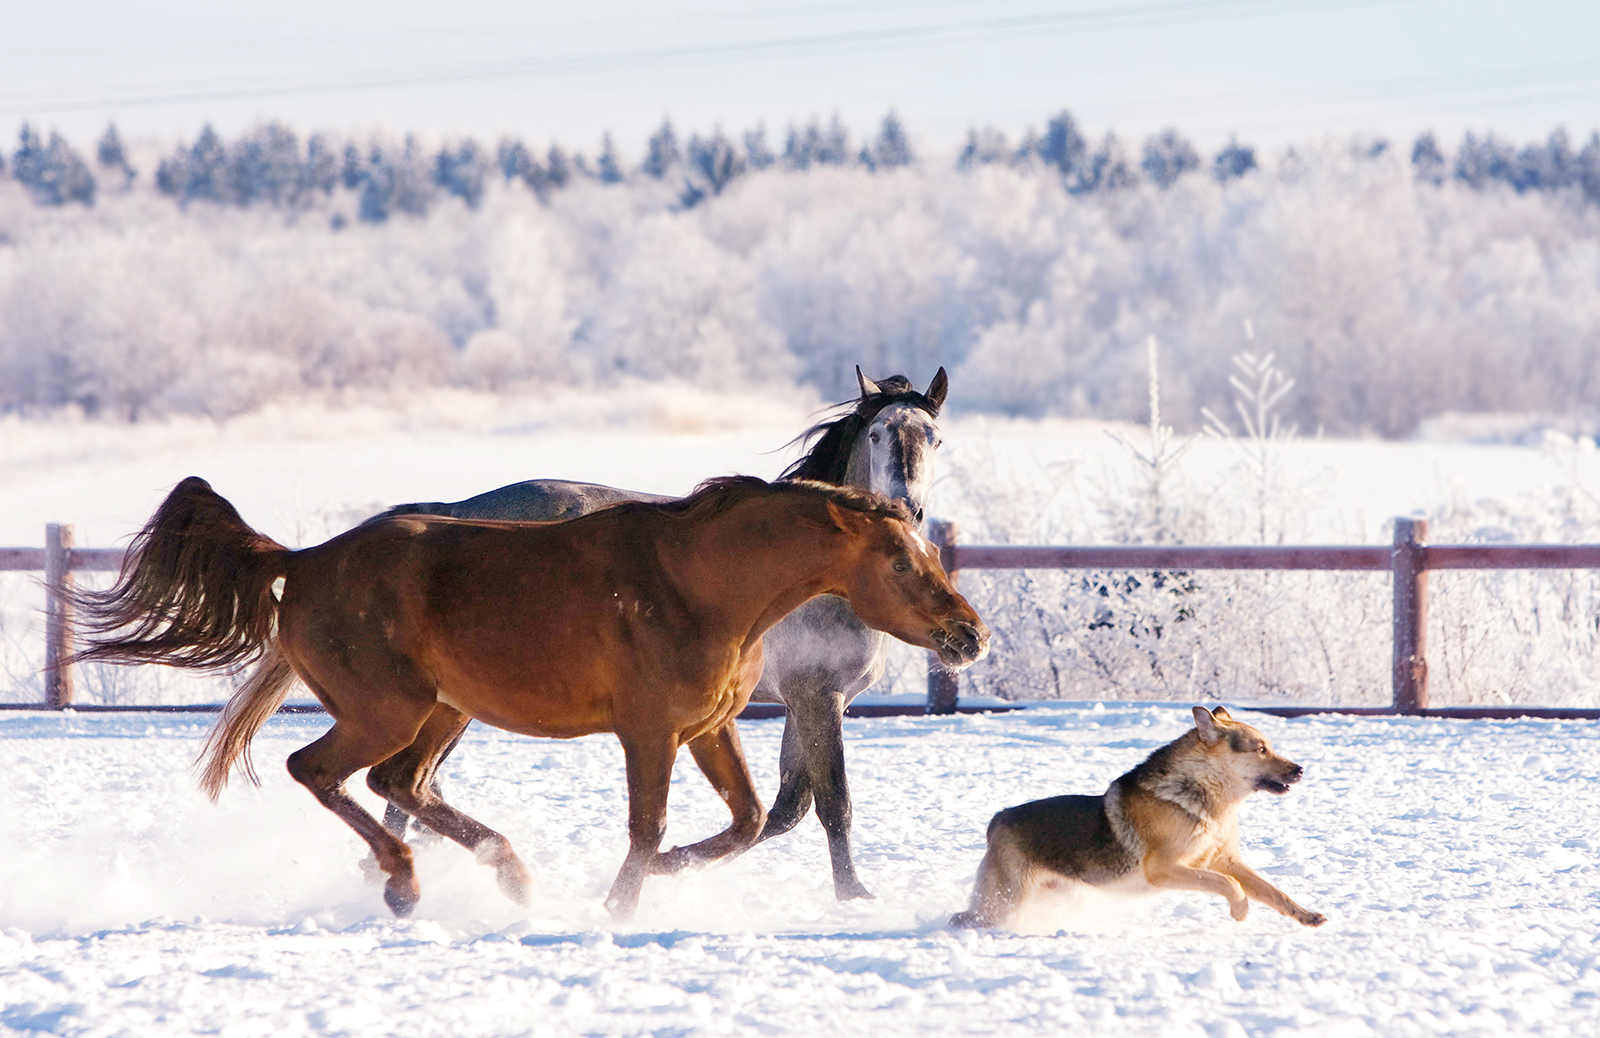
(367, 705, 531, 906)
(380, 720, 471, 843)
(604, 732, 678, 918)
(285, 722, 428, 916)
(653, 723, 766, 875)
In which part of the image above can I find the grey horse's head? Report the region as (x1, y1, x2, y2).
(781, 367, 947, 526)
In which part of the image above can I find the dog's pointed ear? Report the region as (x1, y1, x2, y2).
(1211, 705, 1233, 722)
(856, 365, 882, 398)
(1193, 706, 1223, 745)
(925, 367, 948, 410)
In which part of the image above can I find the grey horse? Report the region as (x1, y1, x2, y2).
(369, 367, 947, 900)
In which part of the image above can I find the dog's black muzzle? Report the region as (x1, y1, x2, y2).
(1257, 761, 1304, 795)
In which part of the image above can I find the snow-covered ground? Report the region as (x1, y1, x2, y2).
(3, 703, 1598, 1037)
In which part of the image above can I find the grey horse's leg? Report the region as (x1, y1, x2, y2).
(757, 714, 816, 842)
(769, 690, 875, 901)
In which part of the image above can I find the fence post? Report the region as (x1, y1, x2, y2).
(926, 519, 960, 715)
(1391, 517, 1429, 714)
(44, 523, 75, 710)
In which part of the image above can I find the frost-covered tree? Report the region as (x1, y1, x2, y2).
(1410, 132, 1447, 184)
(684, 128, 744, 201)
(957, 127, 1010, 169)
(1513, 129, 1576, 193)
(225, 122, 302, 206)
(1213, 139, 1257, 182)
(1580, 133, 1600, 204)
(11, 125, 96, 206)
(96, 123, 136, 187)
(340, 143, 365, 189)
(1036, 110, 1088, 179)
(1454, 131, 1516, 189)
(1140, 128, 1199, 188)
(641, 120, 680, 179)
(860, 111, 913, 171)
(785, 115, 852, 169)
(301, 133, 339, 196)
(434, 140, 487, 208)
(357, 137, 435, 222)
(154, 124, 227, 203)
(1079, 133, 1136, 192)
(595, 133, 625, 184)
(743, 125, 775, 171)
(545, 144, 571, 188)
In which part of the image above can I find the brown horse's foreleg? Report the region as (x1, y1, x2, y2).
(605, 732, 678, 918)
(652, 722, 765, 875)
(367, 705, 531, 906)
(285, 724, 424, 916)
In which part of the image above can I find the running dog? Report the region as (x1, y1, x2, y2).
(950, 706, 1326, 930)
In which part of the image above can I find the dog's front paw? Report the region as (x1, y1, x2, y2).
(1229, 899, 1250, 922)
(1298, 911, 1327, 927)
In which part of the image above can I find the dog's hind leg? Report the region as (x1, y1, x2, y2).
(1215, 856, 1326, 927)
(950, 834, 1026, 928)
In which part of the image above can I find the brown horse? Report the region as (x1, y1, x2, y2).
(72, 475, 989, 917)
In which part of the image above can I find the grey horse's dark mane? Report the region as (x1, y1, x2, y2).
(779, 376, 941, 485)
(660, 475, 913, 524)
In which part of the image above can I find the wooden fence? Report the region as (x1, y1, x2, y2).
(4, 519, 1600, 719)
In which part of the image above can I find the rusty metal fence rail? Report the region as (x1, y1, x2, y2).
(921, 518, 1600, 720)
(5, 519, 1600, 719)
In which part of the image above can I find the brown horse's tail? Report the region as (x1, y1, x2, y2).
(196, 644, 298, 800)
(71, 476, 296, 798)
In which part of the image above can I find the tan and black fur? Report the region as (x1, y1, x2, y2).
(950, 706, 1326, 930)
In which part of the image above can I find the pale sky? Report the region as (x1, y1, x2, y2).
(4, 0, 1599, 157)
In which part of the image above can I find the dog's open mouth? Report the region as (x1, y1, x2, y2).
(1257, 778, 1294, 795)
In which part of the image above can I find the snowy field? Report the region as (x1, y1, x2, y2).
(3, 703, 1599, 1037)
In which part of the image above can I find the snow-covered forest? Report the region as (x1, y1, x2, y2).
(4, 111, 1600, 435)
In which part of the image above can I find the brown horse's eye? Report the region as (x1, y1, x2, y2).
(892, 557, 911, 573)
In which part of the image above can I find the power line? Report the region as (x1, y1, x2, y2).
(1, 0, 1423, 116)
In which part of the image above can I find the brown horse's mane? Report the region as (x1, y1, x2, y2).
(779, 376, 941, 485)
(650, 474, 913, 525)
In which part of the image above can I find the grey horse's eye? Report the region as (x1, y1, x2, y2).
(870, 431, 882, 444)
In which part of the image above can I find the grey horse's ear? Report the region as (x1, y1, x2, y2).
(925, 367, 948, 410)
(856, 365, 882, 398)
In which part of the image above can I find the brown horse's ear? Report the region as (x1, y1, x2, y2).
(925, 367, 948, 410)
(856, 365, 882, 398)
(1193, 706, 1223, 745)
(822, 499, 867, 534)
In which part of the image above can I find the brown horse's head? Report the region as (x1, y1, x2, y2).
(823, 495, 990, 669)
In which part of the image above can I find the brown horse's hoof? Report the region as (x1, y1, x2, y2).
(384, 874, 421, 917)
(650, 846, 695, 875)
(474, 836, 531, 905)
